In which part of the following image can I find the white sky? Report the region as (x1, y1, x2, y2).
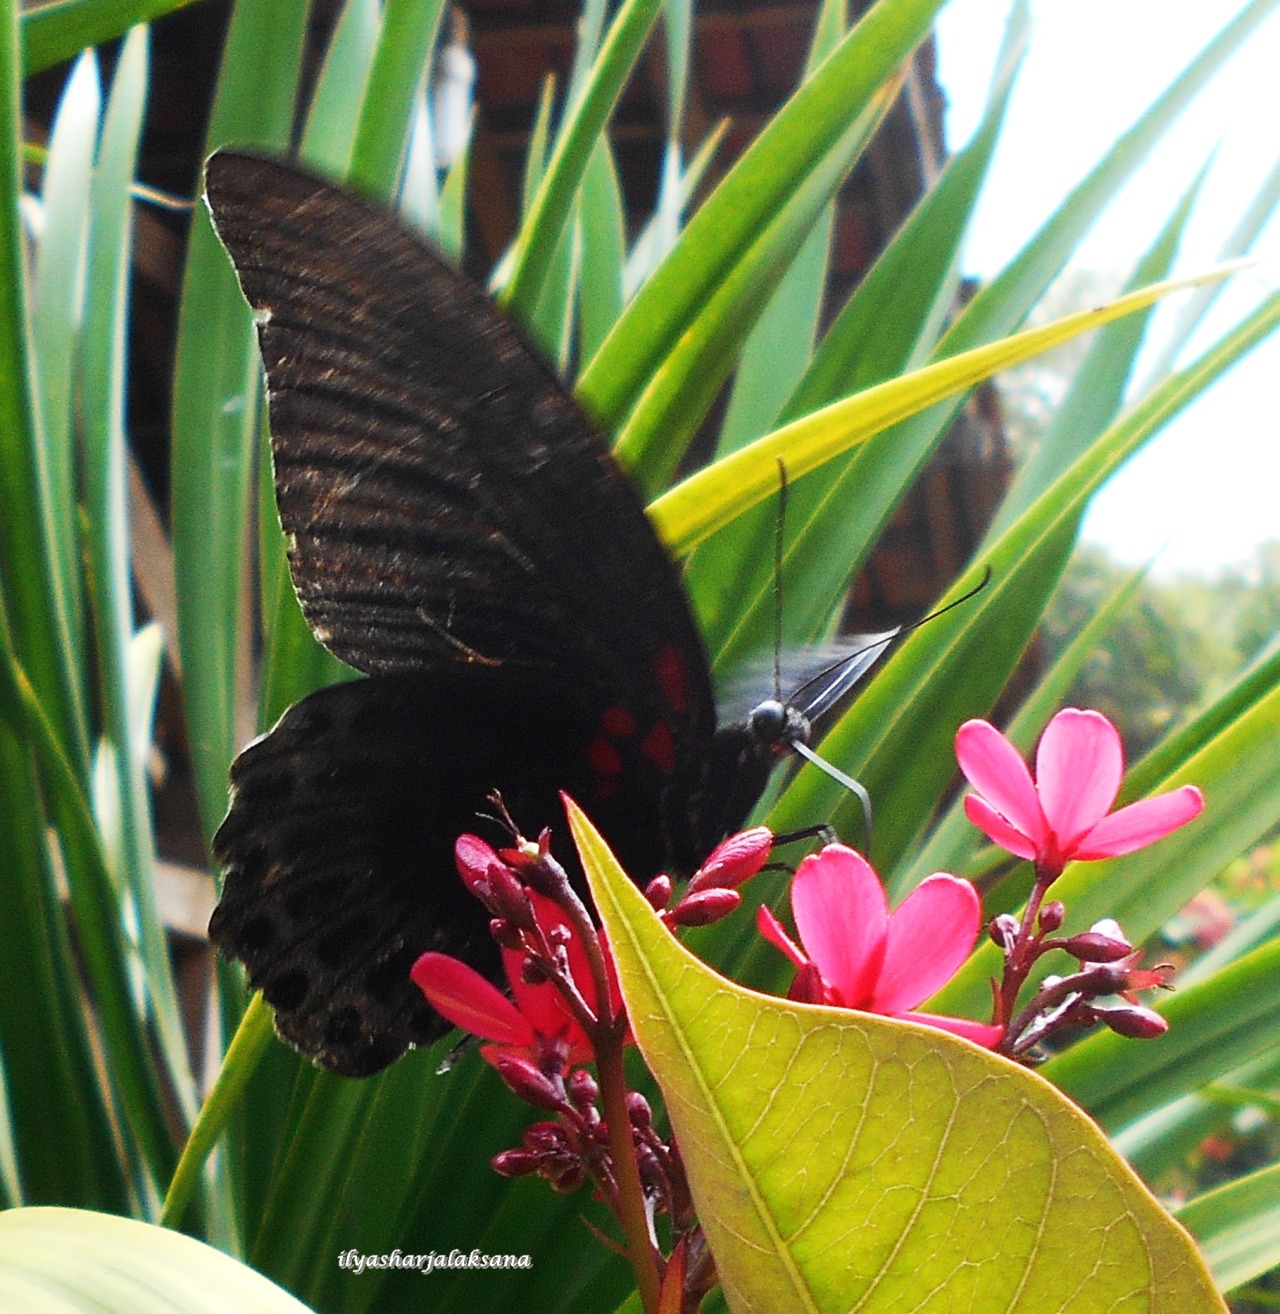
(934, 0, 1280, 574)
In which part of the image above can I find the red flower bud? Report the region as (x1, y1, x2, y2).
(626, 1092, 653, 1130)
(523, 1121, 567, 1152)
(487, 864, 536, 930)
(788, 961, 827, 1005)
(989, 914, 1020, 949)
(455, 834, 502, 893)
(1061, 930, 1133, 963)
(568, 1068, 598, 1108)
(1039, 901, 1065, 933)
(644, 874, 673, 910)
(492, 1148, 542, 1177)
(492, 1053, 565, 1111)
(1099, 1005, 1168, 1039)
(669, 888, 741, 927)
(687, 827, 773, 893)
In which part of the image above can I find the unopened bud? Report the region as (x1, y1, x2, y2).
(989, 914, 1020, 950)
(490, 917, 524, 951)
(519, 958, 552, 987)
(455, 834, 502, 893)
(1062, 928, 1133, 963)
(687, 827, 774, 893)
(626, 1091, 653, 1130)
(635, 1144, 665, 1192)
(492, 1148, 542, 1177)
(644, 874, 673, 911)
(1038, 902, 1065, 934)
(568, 1068, 598, 1108)
(669, 887, 741, 927)
(1100, 1005, 1168, 1040)
(493, 1054, 565, 1111)
(788, 961, 827, 1005)
(486, 864, 536, 930)
(523, 1121, 567, 1152)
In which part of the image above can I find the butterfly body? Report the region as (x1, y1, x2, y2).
(205, 151, 895, 1076)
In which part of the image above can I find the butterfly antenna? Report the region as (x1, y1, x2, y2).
(781, 566, 993, 849)
(773, 460, 788, 701)
(787, 564, 994, 717)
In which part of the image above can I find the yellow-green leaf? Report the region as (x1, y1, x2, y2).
(0, 1207, 316, 1312)
(650, 265, 1246, 558)
(569, 802, 1226, 1314)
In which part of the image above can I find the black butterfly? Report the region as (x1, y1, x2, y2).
(204, 150, 899, 1076)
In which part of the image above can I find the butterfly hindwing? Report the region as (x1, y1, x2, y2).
(211, 668, 634, 1075)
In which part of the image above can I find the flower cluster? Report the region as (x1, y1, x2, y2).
(411, 825, 761, 1313)
(409, 707, 1205, 1310)
(956, 707, 1203, 1058)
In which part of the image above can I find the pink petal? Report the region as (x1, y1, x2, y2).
(873, 875, 983, 1011)
(896, 1010, 1005, 1048)
(1071, 785, 1205, 859)
(955, 720, 1047, 846)
(791, 845, 888, 1007)
(411, 952, 533, 1046)
(1036, 709, 1123, 849)
(757, 905, 808, 969)
(962, 795, 1038, 860)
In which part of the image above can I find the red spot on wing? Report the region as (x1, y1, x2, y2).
(654, 645, 688, 716)
(587, 736, 623, 781)
(641, 722, 677, 775)
(601, 706, 637, 737)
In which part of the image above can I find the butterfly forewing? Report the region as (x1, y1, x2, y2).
(203, 151, 716, 750)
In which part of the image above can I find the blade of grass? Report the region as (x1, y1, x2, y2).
(0, 0, 88, 770)
(171, 0, 310, 836)
(21, 0, 200, 76)
(1178, 1159, 1280, 1296)
(0, 711, 130, 1210)
(347, 0, 447, 201)
(613, 77, 898, 487)
(81, 26, 198, 1128)
(690, 4, 1024, 662)
(579, 0, 950, 454)
(501, 0, 663, 320)
(30, 54, 98, 729)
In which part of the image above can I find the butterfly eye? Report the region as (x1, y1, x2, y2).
(747, 699, 810, 754)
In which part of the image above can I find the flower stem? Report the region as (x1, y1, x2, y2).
(595, 1026, 662, 1312)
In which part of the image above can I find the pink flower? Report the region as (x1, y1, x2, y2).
(956, 709, 1204, 869)
(757, 844, 1003, 1047)
(411, 888, 603, 1068)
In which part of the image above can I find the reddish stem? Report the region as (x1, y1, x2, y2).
(594, 1022, 662, 1312)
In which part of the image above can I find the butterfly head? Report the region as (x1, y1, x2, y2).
(745, 698, 811, 761)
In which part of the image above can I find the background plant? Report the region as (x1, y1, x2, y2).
(3, 0, 1280, 1310)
